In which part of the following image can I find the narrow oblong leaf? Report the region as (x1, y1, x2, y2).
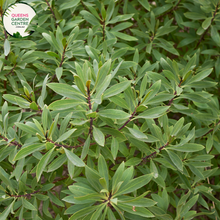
(111, 137, 119, 160)
(166, 149, 183, 171)
(4, 39, 10, 56)
(136, 106, 169, 119)
(55, 129, 76, 142)
(55, 67, 63, 81)
(48, 99, 86, 110)
(93, 126, 105, 146)
(103, 81, 131, 98)
(81, 135, 91, 160)
(14, 144, 45, 161)
(114, 174, 153, 196)
(64, 148, 85, 167)
(98, 109, 130, 119)
(47, 83, 85, 101)
(22, 198, 37, 211)
(36, 147, 55, 182)
(117, 203, 154, 218)
(167, 143, 204, 152)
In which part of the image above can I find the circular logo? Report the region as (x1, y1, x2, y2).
(3, 3, 36, 38)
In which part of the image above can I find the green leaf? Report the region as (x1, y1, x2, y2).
(187, 68, 213, 84)
(103, 81, 131, 98)
(111, 31, 138, 41)
(94, 60, 112, 91)
(136, 106, 169, 119)
(114, 174, 153, 196)
(64, 148, 85, 167)
(4, 39, 10, 56)
(47, 154, 67, 172)
(42, 33, 61, 52)
(126, 127, 148, 141)
(117, 203, 154, 218)
(80, 10, 100, 26)
(171, 117, 184, 137)
(109, 96, 129, 109)
(74, 75, 86, 95)
(168, 143, 204, 152)
(81, 135, 91, 160)
(15, 122, 38, 135)
(156, 26, 177, 37)
(184, 12, 207, 20)
(55, 129, 76, 142)
(59, 0, 80, 11)
(138, 0, 150, 11)
(85, 166, 102, 192)
(67, 161, 75, 180)
(166, 149, 183, 171)
(93, 126, 105, 146)
(47, 83, 85, 101)
(187, 164, 204, 179)
(69, 205, 97, 220)
(206, 134, 213, 153)
(99, 109, 130, 119)
(22, 197, 37, 211)
(211, 26, 220, 46)
(36, 147, 55, 182)
(106, 0, 115, 22)
(0, 199, 15, 219)
(180, 194, 199, 217)
(112, 162, 125, 194)
(3, 94, 30, 108)
(98, 154, 109, 190)
(156, 38, 179, 56)
(202, 17, 212, 30)
(111, 137, 119, 160)
(150, 160, 158, 178)
(107, 208, 117, 220)
(90, 203, 106, 220)
(55, 67, 62, 81)
(14, 144, 45, 161)
(125, 158, 142, 166)
(112, 48, 127, 60)
(120, 196, 156, 208)
(48, 99, 86, 110)
(48, 191, 65, 207)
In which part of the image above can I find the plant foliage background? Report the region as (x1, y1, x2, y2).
(0, 0, 220, 219)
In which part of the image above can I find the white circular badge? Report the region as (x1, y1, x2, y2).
(3, 3, 36, 38)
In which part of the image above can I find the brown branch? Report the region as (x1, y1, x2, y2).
(45, 0, 57, 25)
(5, 63, 17, 77)
(102, 20, 105, 41)
(167, 91, 177, 106)
(142, 141, 170, 163)
(195, 3, 219, 49)
(0, 135, 22, 148)
(9, 190, 40, 199)
(52, 176, 69, 184)
(156, 0, 181, 20)
(80, 0, 87, 10)
(119, 104, 139, 131)
(87, 87, 93, 137)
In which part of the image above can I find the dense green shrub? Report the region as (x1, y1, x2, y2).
(0, 0, 220, 219)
